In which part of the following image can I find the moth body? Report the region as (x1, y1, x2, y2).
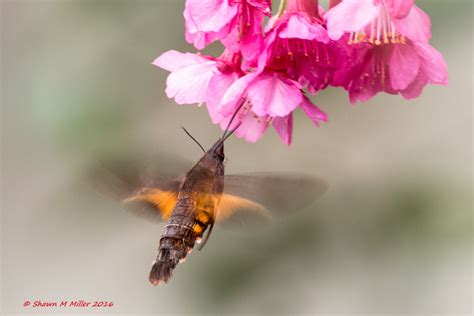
(149, 141, 225, 285)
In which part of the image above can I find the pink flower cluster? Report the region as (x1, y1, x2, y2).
(154, 0, 448, 145)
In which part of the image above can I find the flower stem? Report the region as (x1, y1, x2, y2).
(285, 0, 320, 19)
(328, 0, 341, 9)
(277, 0, 287, 17)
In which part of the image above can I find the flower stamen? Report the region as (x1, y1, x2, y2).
(369, 20, 376, 44)
(348, 4, 406, 46)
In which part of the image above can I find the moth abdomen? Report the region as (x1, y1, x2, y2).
(149, 219, 205, 285)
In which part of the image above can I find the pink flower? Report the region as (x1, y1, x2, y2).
(326, 0, 448, 102)
(217, 97, 326, 145)
(152, 0, 448, 144)
(184, 0, 271, 61)
(333, 42, 448, 102)
(259, 0, 348, 93)
(156, 0, 330, 145)
(152, 50, 216, 105)
(326, 0, 430, 44)
(217, 70, 328, 144)
(152, 50, 242, 123)
(152, 49, 326, 145)
(219, 71, 305, 117)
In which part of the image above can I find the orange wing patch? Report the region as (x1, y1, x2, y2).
(121, 190, 271, 225)
(122, 188, 177, 221)
(215, 193, 272, 223)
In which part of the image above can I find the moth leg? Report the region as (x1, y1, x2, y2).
(197, 220, 214, 251)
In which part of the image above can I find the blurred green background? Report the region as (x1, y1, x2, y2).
(1, 0, 472, 315)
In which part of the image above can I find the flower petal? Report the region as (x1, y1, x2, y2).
(247, 72, 303, 117)
(185, 28, 219, 50)
(349, 84, 379, 104)
(206, 72, 240, 123)
(165, 61, 216, 104)
(413, 42, 448, 85)
(184, 0, 238, 33)
(231, 111, 269, 143)
(257, 29, 278, 72)
(326, 0, 379, 40)
(384, 0, 414, 19)
(300, 96, 328, 125)
(240, 9, 266, 62)
(219, 73, 257, 116)
(393, 5, 431, 43)
(400, 72, 429, 99)
(389, 43, 420, 90)
(272, 114, 293, 146)
(248, 0, 272, 13)
(279, 13, 329, 43)
(152, 50, 208, 72)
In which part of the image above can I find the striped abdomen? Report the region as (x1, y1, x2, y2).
(149, 196, 214, 285)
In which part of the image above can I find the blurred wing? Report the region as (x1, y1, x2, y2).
(122, 187, 179, 222)
(123, 190, 271, 226)
(215, 193, 272, 228)
(92, 149, 192, 188)
(223, 172, 328, 216)
(92, 158, 327, 226)
(89, 151, 188, 223)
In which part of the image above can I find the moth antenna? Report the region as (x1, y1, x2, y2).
(221, 99, 246, 140)
(181, 126, 206, 154)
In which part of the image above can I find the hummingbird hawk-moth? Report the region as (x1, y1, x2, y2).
(94, 112, 327, 285)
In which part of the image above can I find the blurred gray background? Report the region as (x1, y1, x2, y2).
(1, 0, 472, 315)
